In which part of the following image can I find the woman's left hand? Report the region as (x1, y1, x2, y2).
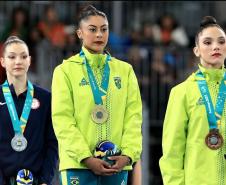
(108, 155, 130, 171)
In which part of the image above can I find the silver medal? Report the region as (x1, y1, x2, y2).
(91, 105, 108, 124)
(11, 134, 27, 152)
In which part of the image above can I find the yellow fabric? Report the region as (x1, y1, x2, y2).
(52, 49, 142, 170)
(60, 171, 68, 185)
(159, 66, 226, 185)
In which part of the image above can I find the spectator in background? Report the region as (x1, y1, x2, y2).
(107, 31, 131, 61)
(0, 7, 29, 54)
(127, 45, 151, 105)
(140, 21, 154, 47)
(37, 5, 67, 49)
(152, 13, 189, 47)
(63, 27, 81, 58)
(149, 47, 175, 120)
(27, 26, 42, 73)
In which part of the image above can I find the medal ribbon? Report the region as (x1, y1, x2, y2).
(2, 80, 34, 134)
(196, 71, 226, 130)
(79, 50, 111, 105)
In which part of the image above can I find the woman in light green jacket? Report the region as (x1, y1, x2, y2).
(51, 5, 142, 185)
(160, 16, 226, 185)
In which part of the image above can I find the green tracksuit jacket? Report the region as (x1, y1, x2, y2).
(159, 65, 226, 185)
(52, 47, 142, 171)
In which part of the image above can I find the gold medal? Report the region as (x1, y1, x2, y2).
(205, 129, 223, 150)
(91, 105, 108, 124)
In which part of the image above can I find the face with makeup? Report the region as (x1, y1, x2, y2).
(77, 15, 109, 54)
(1, 43, 31, 80)
(193, 26, 226, 69)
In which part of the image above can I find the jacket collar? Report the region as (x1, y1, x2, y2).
(65, 47, 110, 68)
(81, 46, 108, 68)
(193, 64, 225, 82)
(9, 83, 27, 98)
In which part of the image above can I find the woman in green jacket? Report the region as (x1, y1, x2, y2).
(159, 16, 226, 185)
(51, 5, 142, 185)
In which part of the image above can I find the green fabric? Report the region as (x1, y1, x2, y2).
(159, 65, 226, 185)
(52, 49, 142, 171)
(0, 24, 28, 43)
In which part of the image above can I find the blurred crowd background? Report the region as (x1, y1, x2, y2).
(1, 1, 226, 185)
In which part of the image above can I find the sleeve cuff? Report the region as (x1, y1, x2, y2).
(121, 150, 134, 164)
(77, 151, 93, 164)
(122, 155, 133, 166)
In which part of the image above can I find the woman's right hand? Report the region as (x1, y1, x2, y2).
(82, 157, 118, 176)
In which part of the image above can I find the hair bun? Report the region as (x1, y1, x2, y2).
(200, 16, 217, 28)
(81, 5, 97, 13)
(6, 36, 20, 42)
(77, 4, 107, 28)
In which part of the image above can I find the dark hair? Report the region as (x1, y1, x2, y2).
(77, 5, 107, 28)
(0, 64, 6, 84)
(195, 16, 224, 44)
(2, 36, 27, 56)
(158, 13, 178, 30)
(11, 6, 29, 27)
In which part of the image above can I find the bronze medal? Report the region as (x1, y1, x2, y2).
(91, 105, 108, 124)
(205, 129, 223, 150)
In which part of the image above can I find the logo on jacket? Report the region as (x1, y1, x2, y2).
(79, 77, 89, 86)
(114, 77, 121, 89)
(31, 98, 40, 109)
(70, 176, 79, 185)
(196, 97, 204, 105)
